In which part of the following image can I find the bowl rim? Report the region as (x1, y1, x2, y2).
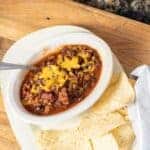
(0, 31, 113, 126)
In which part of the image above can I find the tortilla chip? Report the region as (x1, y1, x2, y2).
(36, 129, 91, 150)
(91, 133, 119, 150)
(34, 72, 135, 150)
(117, 107, 128, 116)
(89, 72, 135, 115)
(35, 112, 125, 150)
(79, 112, 125, 138)
(117, 107, 130, 121)
(112, 122, 135, 150)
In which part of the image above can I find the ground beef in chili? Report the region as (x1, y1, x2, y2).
(20, 45, 102, 115)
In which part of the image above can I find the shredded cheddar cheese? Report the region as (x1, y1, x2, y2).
(31, 50, 95, 94)
(79, 52, 89, 63)
(31, 65, 68, 93)
(60, 56, 80, 71)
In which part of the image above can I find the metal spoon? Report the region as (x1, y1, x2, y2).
(0, 62, 36, 70)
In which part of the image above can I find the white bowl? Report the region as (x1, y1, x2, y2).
(0, 27, 113, 127)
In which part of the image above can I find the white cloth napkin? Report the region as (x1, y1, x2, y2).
(128, 65, 150, 150)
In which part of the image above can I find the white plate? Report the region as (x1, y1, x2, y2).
(0, 25, 92, 150)
(0, 25, 93, 150)
(0, 25, 132, 150)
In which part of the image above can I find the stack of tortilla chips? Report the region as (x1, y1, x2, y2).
(34, 72, 135, 150)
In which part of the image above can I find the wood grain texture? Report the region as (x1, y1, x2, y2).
(0, 39, 20, 149)
(0, 0, 149, 72)
(0, 95, 20, 150)
(0, 0, 150, 149)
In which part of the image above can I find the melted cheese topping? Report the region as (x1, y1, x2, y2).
(31, 65, 68, 93)
(31, 50, 95, 94)
(79, 52, 89, 63)
(60, 56, 80, 71)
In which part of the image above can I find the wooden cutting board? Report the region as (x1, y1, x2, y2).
(0, 0, 150, 149)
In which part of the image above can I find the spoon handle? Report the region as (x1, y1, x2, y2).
(0, 62, 29, 70)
